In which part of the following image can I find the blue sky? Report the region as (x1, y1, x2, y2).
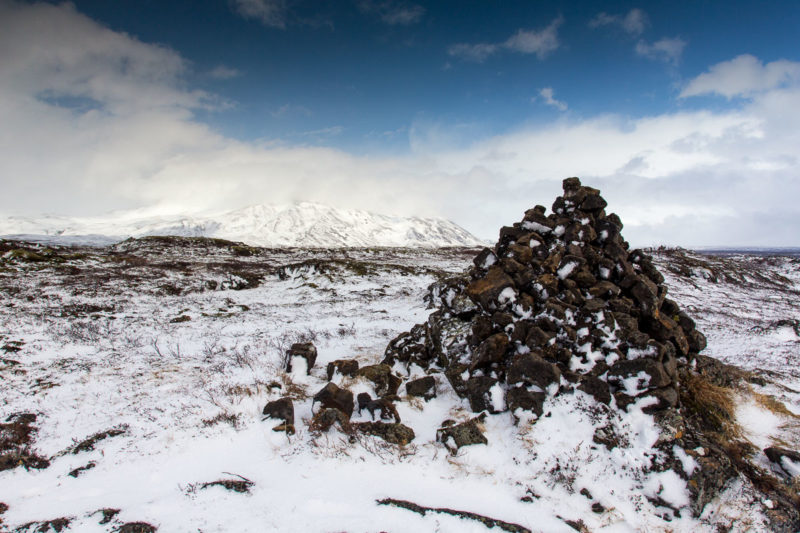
(67, 0, 799, 151)
(1, 0, 800, 245)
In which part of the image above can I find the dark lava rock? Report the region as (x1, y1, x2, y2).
(310, 408, 351, 433)
(507, 353, 561, 391)
(465, 266, 514, 310)
(405, 376, 437, 400)
(285, 342, 317, 374)
(357, 393, 401, 423)
(117, 522, 158, 533)
(262, 397, 294, 432)
(354, 422, 415, 445)
(578, 376, 611, 405)
(470, 333, 510, 370)
(326, 359, 360, 380)
(437, 416, 488, 454)
(607, 358, 671, 394)
(464, 376, 500, 413)
(505, 386, 546, 418)
(312, 383, 354, 418)
(357, 364, 403, 397)
(765, 447, 800, 473)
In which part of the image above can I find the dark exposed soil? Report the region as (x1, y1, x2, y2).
(0, 414, 50, 472)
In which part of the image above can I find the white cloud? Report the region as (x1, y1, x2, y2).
(0, 1, 211, 115)
(295, 125, 344, 137)
(504, 17, 562, 58)
(448, 17, 562, 62)
(208, 65, 241, 80)
(1, 2, 799, 247)
(680, 54, 800, 99)
(231, 0, 288, 28)
(446, 42, 499, 63)
(271, 104, 313, 118)
(381, 6, 424, 25)
(589, 8, 648, 36)
(537, 87, 567, 111)
(635, 37, 686, 65)
(357, 1, 424, 25)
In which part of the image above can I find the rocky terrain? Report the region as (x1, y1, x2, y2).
(0, 180, 799, 532)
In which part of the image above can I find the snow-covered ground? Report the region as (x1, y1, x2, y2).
(0, 241, 798, 532)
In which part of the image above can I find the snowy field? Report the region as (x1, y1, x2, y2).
(1, 239, 799, 532)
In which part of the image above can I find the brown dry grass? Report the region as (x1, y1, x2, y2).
(750, 390, 800, 419)
(681, 371, 741, 439)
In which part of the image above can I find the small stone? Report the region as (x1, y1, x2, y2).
(437, 416, 488, 454)
(464, 376, 501, 413)
(354, 422, 415, 445)
(608, 358, 671, 394)
(357, 364, 403, 397)
(285, 342, 317, 374)
(313, 383, 354, 417)
(764, 447, 800, 470)
(473, 248, 498, 270)
(465, 266, 515, 310)
(405, 376, 436, 400)
(506, 386, 545, 417)
(470, 333, 510, 370)
(262, 397, 294, 427)
(507, 353, 561, 390)
(641, 386, 679, 413)
(578, 376, 611, 405)
(310, 408, 351, 433)
(326, 359, 360, 381)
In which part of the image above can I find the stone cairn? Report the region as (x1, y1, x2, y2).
(383, 176, 706, 420)
(265, 177, 708, 447)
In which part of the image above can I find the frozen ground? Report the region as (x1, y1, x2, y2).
(0, 239, 798, 532)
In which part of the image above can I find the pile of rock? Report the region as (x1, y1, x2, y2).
(382, 177, 706, 420)
(260, 180, 800, 529)
(264, 178, 710, 448)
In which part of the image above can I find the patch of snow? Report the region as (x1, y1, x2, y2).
(521, 221, 552, 234)
(620, 371, 651, 397)
(780, 457, 800, 477)
(557, 261, 578, 280)
(497, 287, 517, 305)
(643, 470, 691, 509)
(489, 383, 507, 413)
(673, 445, 699, 477)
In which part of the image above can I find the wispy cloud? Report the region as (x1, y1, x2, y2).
(271, 104, 313, 118)
(447, 42, 499, 63)
(296, 125, 344, 137)
(536, 87, 567, 111)
(231, 0, 288, 28)
(448, 17, 563, 63)
(680, 54, 800, 99)
(208, 65, 241, 80)
(358, 1, 425, 26)
(589, 8, 648, 36)
(591, 9, 684, 66)
(635, 37, 686, 65)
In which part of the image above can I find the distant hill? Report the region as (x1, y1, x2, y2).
(0, 203, 486, 248)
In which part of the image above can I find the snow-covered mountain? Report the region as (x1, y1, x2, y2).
(0, 203, 486, 248)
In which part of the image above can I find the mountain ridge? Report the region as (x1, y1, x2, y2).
(0, 202, 486, 248)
